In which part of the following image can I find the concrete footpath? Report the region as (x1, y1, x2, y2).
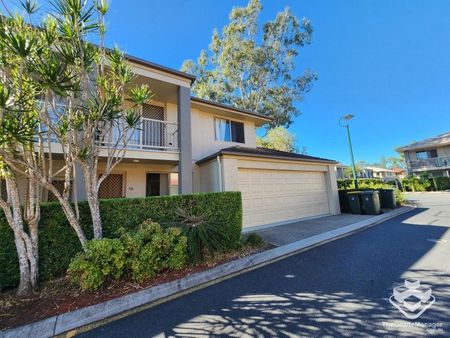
(0, 207, 414, 338)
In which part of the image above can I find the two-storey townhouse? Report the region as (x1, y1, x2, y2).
(363, 166, 396, 181)
(1, 54, 341, 230)
(397, 131, 450, 178)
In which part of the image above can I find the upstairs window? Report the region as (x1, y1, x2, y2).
(416, 149, 438, 159)
(215, 118, 245, 143)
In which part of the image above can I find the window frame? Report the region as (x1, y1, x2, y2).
(214, 117, 245, 144)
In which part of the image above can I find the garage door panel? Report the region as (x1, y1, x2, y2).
(239, 168, 330, 227)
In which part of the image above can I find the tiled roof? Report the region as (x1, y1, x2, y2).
(196, 146, 337, 165)
(191, 97, 272, 122)
(397, 131, 450, 151)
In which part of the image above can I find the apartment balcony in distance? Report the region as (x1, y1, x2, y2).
(409, 156, 450, 171)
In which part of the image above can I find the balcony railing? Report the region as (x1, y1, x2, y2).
(126, 118, 179, 151)
(38, 117, 179, 152)
(410, 156, 450, 170)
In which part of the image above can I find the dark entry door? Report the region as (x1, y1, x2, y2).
(146, 173, 160, 196)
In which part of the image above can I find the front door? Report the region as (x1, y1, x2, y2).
(146, 173, 160, 196)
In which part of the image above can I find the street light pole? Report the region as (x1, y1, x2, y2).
(339, 115, 359, 189)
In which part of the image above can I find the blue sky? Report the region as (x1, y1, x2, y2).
(5, 0, 450, 164)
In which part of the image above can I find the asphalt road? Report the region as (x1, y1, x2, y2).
(79, 193, 450, 337)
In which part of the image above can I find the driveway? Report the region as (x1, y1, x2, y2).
(254, 213, 375, 246)
(78, 193, 450, 337)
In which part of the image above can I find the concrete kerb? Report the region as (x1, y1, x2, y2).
(1, 206, 414, 338)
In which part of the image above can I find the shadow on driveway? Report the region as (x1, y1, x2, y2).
(79, 208, 450, 337)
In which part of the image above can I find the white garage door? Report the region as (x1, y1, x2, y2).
(238, 168, 330, 227)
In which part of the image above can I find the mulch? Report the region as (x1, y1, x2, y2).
(0, 244, 271, 331)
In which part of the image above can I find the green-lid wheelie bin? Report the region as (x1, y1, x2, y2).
(360, 190, 381, 215)
(347, 191, 362, 214)
(378, 188, 396, 209)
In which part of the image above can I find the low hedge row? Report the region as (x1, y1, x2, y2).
(0, 192, 242, 290)
(432, 177, 450, 191)
(337, 178, 395, 190)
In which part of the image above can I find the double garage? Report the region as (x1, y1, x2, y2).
(197, 147, 341, 229)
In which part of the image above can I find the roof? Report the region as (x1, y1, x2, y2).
(191, 97, 273, 122)
(396, 131, 450, 152)
(392, 167, 406, 173)
(124, 53, 196, 84)
(196, 146, 337, 165)
(364, 166, 394, 172)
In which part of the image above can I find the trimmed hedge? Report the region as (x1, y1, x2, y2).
(337, 178, 393, 190)
(0, 192, 242, 290)
(433, 177, 450, 191)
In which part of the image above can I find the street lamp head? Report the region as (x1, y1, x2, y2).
(342, 114, 354, 121)
(339, 114, 355, 127)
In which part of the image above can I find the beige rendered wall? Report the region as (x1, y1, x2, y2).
(437, 146, 450, 157)
(197, 160, 221, 193)
(191, 108, 257, 162)
(324, 164, 341, 215)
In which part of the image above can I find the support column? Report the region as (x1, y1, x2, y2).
(177, 86, 193, 194)
(73, 163, 87, 201)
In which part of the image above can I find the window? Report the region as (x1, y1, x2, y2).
(98, 173, 124, 199)
(215, 118, 245, 143)
(0, 179, 7, 201)
(416, 149, 438, 159)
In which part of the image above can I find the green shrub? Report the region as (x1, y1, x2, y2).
(173, 204, 229, 263)
(244, 233, 265, 247)
(68, 238, 126, 290)
(121, 220, 187, 282)
(337, 178, 386, 190)
(68, 221, 187, 290)
(401, 177, 432, 192)
(433, 177, 450, 191)
(0, 192, 242, 290)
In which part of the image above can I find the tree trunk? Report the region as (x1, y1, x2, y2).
(83, 165, 103, 239)
(13, 231, 33, 296)
(1, 177, 37, 295)
(88, 191, 102, 239)
(58, 197, 88, 247)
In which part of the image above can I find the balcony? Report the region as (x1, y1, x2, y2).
(127, 118, 178, 151)
(410, 156, 450, 170)
(39, 118, 179, 156)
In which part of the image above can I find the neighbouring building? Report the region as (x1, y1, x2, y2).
(335, 163, 350, 179)
(1, 54, 341, 230)
(397, 131, 450, 177)
(362, 166, 396, 181)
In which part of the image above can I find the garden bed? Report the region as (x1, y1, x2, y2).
(0, 243, 271, 331)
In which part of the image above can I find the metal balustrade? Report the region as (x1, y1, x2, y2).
(410, 156, 450, 170)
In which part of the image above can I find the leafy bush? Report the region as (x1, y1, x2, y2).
(244, 233, 265, 247)
(433, 177, 450, 191)
(401, 177, 432, 192)
(68, 221, 187, 290)
(68, 238, 126, 290)
(337, 178, 392, 190)
(120, 220, 187, 282)
(0, 192, 242, 290)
